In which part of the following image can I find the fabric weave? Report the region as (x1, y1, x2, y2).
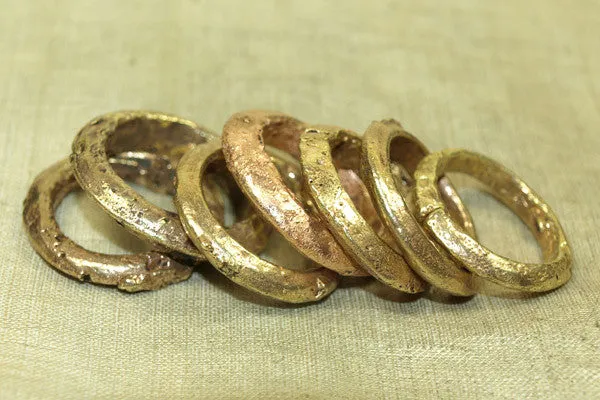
(0, 1, 598, 398)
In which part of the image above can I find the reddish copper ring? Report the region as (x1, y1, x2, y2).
(222, 110, 368, 276)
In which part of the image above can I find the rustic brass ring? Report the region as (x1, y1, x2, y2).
(300, 125, 426, 293)
(415, 148, 572, 292)
(361, 120, 478, 296)
(175, 140, 339, 303)
(70, 110, 215, 260)
(22, 158, 193, 292)
(222, 110, 366, 276)
(71, 111, 271, 261)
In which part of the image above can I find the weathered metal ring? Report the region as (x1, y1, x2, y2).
(222, 110, 366, 276)
(415, 148, 572, 292)
(71, 110, 269, 261)
(23, 157, 192, 292)
(175, 140, 339, 303)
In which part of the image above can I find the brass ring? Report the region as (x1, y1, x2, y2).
(415, 148, 572, 292)
(222, 110, 366, 276)
(300, 125, 426, 293)
(22, 158, 193, 292)
(175, 140, 339, 303)
(71, 110, 215, 260)
(71, 110, 270, 261)
(361, 120, 478, 296)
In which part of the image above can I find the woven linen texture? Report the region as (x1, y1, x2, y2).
(0, 1, 598, 398)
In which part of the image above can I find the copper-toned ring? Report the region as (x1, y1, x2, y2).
(222, 110, 366, 276)
(361, 120, 478, 296)
(23, 157, 192, 292)
(175, 140, 339, 303)
(415, 148, 572, 292)
(300, 125, 427, 293)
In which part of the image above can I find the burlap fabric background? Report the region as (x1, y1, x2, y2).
(1, 1, 598, 399)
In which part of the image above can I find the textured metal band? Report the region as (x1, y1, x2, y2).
(415, 148, 572, 292)
(23, 157, 192, 291)
(300, 125, 427, 293)
(361, 120, 478, 296)
(175, 140, 339, 303)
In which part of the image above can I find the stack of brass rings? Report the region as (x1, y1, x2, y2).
(23, 110, 572, 303)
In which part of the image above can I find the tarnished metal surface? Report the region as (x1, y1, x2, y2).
(23, 157, 192, 292)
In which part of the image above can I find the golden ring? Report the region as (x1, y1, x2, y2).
(70, 110, 269, 261)
(22, 157, 193, 292)
(222, 110, 366, 276)
(300, 125, 426, 293)
(361, 120, 478, 296)
(415, 148, 572, 292)
(175, 140, 339, 303)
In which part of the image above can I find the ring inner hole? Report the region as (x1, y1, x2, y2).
(388, 135, 468, 228)
(56, 185, 152, 255)
(103, 118, 214, 216)
(261, 120, 305, 158)
(105, 118, 207, 155)
(444, 154, 559, 262)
